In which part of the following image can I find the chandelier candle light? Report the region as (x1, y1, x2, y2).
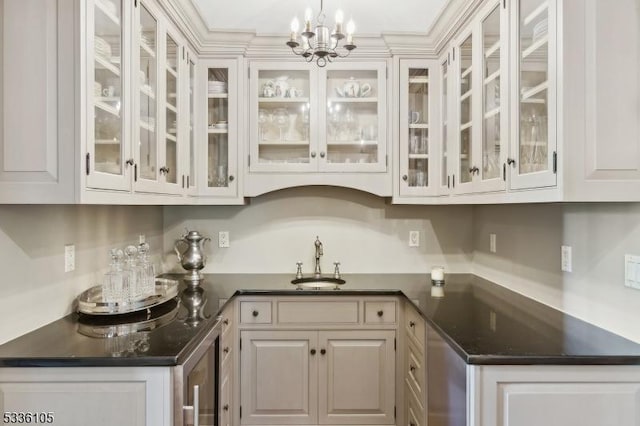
(286, 0, 356, 67)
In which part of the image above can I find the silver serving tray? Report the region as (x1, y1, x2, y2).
(77, 278, 179, 315)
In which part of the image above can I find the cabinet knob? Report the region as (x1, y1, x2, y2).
(402, 175, 408, 181)
(229, 175, 235, 182)
(223, 404, 229, 412)
(160, 166, 170, 175)
(125, 158, 134, 166)
(507, 158, 516, 167)
(223, 318, 229, 325)
(409, 321, 416, 328)
(223, 347, 229, 353)
(311, 151, 317, 158)
(320, 349, 326, 355)
(469, 166, 479, 175)
(410, 364, 416, 372)
(252, 310, 259, 317)
(310, 349, 316, 355)
(320, 151, 326, 158)
(377, 310, 384, 317)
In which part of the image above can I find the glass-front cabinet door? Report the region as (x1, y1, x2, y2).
(87, 0, 131, 191)
(184, 49, 197, 195)
(439, 49, 453, 194)
(162, 31, 180, 192)
(456, 31, 475, 193)
(320, 63, 387, 172)
(134, 1, 160, 191)
(478, 1, 507, 192)
(511, 0, 556, 189)
(202, 59, 238, 197)
(250, 63, 316, 172)
(399, 60, 437, 196)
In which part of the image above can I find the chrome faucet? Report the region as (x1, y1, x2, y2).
(314, 236, 323, 278)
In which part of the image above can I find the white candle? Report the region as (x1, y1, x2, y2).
(431, 266, 444, 281)
(431, 286, 444, 298)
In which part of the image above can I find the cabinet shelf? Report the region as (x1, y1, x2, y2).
(409, 124, 429, 129)
(522, 35, 549, 60)
(258, 97, 310, 103)
(408, 154, 429, 159)
(461, 66, 473, 79)
(94, 100, 120, 117)
(523, 1, 549, 26)
(485, 40, 500, 58)
(166, 103, 177, 113)
(95, 0, 120, 27)
(327, 140, 378, 146)
(484, 70, 500, 86)
(95, 55, 120, 76)
(208, 128, 228, 134)
(166, 133, 177, 142)
(521, 80, 548, 102)
(140, 41, 155, 58)
(460, 89, 472, 102)
(460, 121, 472, 131)
(258, 140, 309, 146)
(328, 97, 378, 103)
(140, 85, 155, 99)
(166, 66, 177, 78)
(208, 93, 228, 99)
(484, 106, 501, 120)
(409, 77, 429, 84)
(95, 138, 120, 145)
(140, 120, 155, 132)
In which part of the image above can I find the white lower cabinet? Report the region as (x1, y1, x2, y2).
(0, 367, 171, 426)
(240, 329, 396, 425)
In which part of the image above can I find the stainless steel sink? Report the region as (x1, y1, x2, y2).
(291, 277, 346, 290)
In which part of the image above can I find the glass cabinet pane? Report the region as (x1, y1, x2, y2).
(325, 70, 379, 164)
(188, 57, 196, 188)
(165, 34, 178, 184)
(93, 0, 124, 175)
(407, 68, 429, 187)
(138, 4, 157, 181)
(482, 6, 501, 181)
(441, 58, 449, 188)
(519, 0, 549, 174)
(257, 70, 311, 165)
(207, 68, 230, 187)
(459, 34, 473, 184)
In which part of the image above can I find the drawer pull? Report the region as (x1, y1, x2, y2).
(223, 347, 230, 353)
(252, 310, 259, 317)
(310, 349, 316, 355)
(377, 310, 384, 317)
(320, 348, 326, 355)
(409, 321, 416, 328)
(223, 404, 229, 412)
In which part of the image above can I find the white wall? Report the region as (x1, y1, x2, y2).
(0, 205, 163, 344)
(473, 203, 640, 343)
(164, 187, 474, 276)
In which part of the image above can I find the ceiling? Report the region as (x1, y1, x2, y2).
(190, 0, 449, 36)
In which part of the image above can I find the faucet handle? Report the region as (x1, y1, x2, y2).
(296, 261, 304, 279)
(333, 262, 341, 279)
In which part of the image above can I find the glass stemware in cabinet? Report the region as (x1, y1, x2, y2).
(207, 68, 230, 188)
(93, 0, 124, 175)
(164, 34, 179, 184)
(273, 108, 290, 142)
(459, 33, 474, 184)
(407, 67, 430, 188)
(138, 3, 158, 181)
(482, 5, 502, 181)
(519, 0, 549, 174)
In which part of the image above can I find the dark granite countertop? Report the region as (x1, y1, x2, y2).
(1, 274, 640, 367)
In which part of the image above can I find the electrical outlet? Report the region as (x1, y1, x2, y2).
(218, 231, 230, 248)
(489, 310, 497, 332)
(64, 244, 75, 272)
(561, 245, 572, 272)
(624, 255, 640, 290)
(489, 233, 497, 253)
(409, 231, 420, 247)
(139, 234, 145, 244)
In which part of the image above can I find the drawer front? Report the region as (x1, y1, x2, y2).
(405, 304, 425, 350)
(406, 340, 424, 400)
(277, 300, 359, 324)
(406, 383, 425, 426)
(240, 301, 272, 324)
(364, 301, 397, 324)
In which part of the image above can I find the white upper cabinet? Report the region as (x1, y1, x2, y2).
(246, 60, 390, 197)
(396, 59, 440, 199)
(508, 0, 557, 190)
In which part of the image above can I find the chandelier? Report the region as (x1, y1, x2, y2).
(286, 0, 356, 67)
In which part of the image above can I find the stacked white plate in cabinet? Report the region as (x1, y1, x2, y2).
(533, 18, 548, 42)
(95, 36, 112, 59)
(208, 80, 227, 95)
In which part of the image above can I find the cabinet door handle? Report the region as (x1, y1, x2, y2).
(223, 318, 229, 325)
(310, 349, 316, 355)
(377, 310, 384, 317)
(402, 175, 408, 182)
(409, 321, 416, 328)
(410, 364, 416, 372)
(125, 158, 134, 166)
(160, 166, 170, 175)
(320, 151, 326, 158)
(507, 158, 516, 167)
(469, 166, 479, 175)
(311, 151, 317, 158)
(223, 404, 229, 412)
(252, 310, 259, 317)
(320, 349, 326, 355)
(223, 347, 229, 353)
(182, 384, 199, 426)
(229, 175, 235, 182)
